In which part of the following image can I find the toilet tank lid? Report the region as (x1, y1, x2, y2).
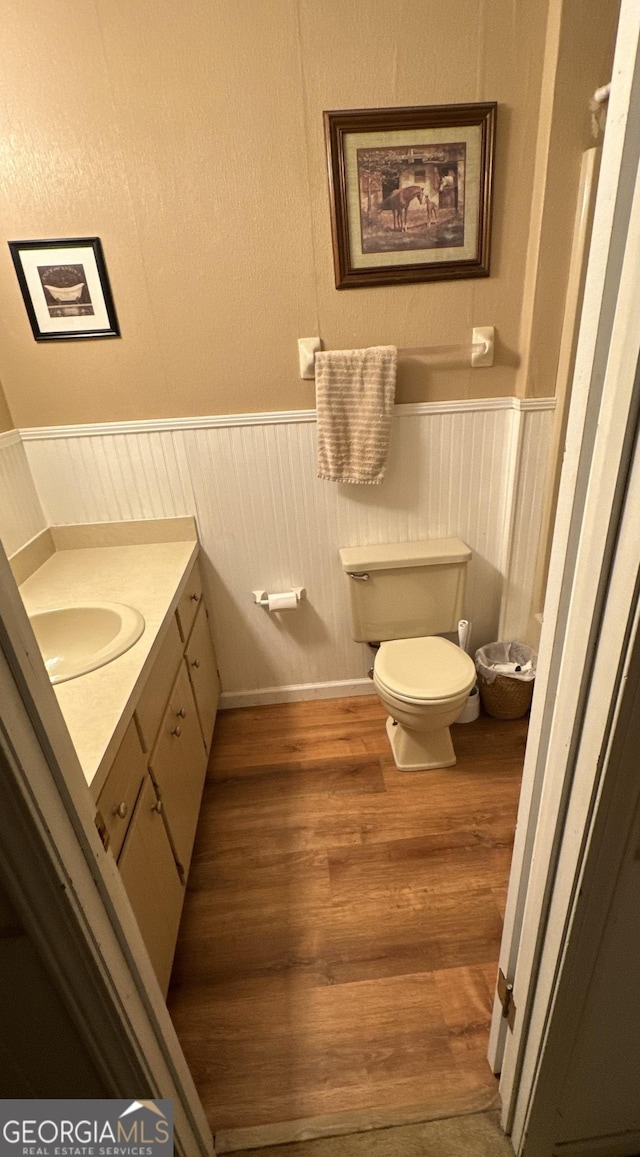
(339, 537, 471, 573)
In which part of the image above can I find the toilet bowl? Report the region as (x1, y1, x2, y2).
(373, 635, 476, 771)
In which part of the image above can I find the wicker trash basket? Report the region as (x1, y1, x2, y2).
(475, 642, 536, 720)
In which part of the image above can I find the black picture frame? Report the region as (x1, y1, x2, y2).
(8, 237, 120, 341)
(324, 102, 496, 289)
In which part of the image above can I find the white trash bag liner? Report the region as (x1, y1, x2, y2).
(475, 641, 537, 686)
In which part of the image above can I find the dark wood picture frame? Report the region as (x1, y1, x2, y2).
(324, 103, 496, 289)
(8, 236, 120, 341)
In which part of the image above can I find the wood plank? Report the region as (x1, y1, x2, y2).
(209, 701, 389, 774)
(171, 972, 482, 1130)
(433, 964, 496, 1058)
(205, 756, 387, 800)
(213, 696, 385, 739)
(327, 829, 516, 898)
(194, 786, 519, 859)
(171, 847, 331, 991)
(318, 888, 504, 986)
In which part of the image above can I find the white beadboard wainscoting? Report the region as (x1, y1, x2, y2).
(0, 430, 47, 558)
(15, 398, 554, 705)
(499, 401, 556, 643)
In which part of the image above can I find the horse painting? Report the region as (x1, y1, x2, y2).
(379, 184, 424, 231)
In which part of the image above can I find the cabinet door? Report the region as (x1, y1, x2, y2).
(96, 717, 146, 860)
(176, 560, 203, 643)
(185, 600, 221, 753)
(134, 614, 183, 752)
(118, 775, 185, 996)
(148, 661, 207, 879)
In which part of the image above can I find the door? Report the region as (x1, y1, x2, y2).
(490, 6, 640, 1144)
(185, 600, 221, 754)
(118, 774, 185, 995)
(148, 660, 208, 878)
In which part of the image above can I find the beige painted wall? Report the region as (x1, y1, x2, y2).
(517, 0, 620, 398)
(0, 0, 552, 428)
(0, 378, 14, 432)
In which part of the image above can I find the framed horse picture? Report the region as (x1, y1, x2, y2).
(324, 103, 496, 289)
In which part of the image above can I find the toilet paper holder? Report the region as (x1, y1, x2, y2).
(253, 587, 306, 609)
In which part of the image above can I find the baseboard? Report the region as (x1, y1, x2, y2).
(554, 1129, 640, 1157)
(219, 678, 377, 709)
(215, 1090, 501, 1153)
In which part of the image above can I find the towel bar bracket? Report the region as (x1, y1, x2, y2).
(298, 336, 321, 379)
(471, 326, 494, 367)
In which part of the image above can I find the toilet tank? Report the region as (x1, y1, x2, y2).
(339, 538, 471, 643)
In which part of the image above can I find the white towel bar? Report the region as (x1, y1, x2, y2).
(298, 327, 494, 379)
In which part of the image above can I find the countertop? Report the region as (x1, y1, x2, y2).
(19, 536, 198, 792)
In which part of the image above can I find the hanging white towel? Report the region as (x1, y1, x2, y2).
(315, 346, 397, 484)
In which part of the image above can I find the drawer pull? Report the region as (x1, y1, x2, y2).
(171, 725, 182, 738)
(191, 658, 200, 669)
(177, 707, 186, 718)
(113, 801, 128, 820)
(191, 592, 200, 603)
(151, 799, 163, 814)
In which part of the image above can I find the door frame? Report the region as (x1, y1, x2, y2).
(0, 542, 214, 1156)
(490, 0, 640, 1142)
(514, 334, 640, 1155)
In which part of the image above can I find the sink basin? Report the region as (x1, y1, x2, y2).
(29, 602, 145, 684)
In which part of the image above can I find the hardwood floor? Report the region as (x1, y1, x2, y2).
(167, 696, 527, 1137)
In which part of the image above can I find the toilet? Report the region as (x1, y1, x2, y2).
(339, 538, 476, 771)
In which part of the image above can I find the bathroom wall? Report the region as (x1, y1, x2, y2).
(0, 0, 554, 427)
(0, 380, 44, 559)
(520, 0, 620, 400)
(0, 432, 46, 558)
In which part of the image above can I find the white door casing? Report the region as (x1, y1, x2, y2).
(490, 1, 640, 1144)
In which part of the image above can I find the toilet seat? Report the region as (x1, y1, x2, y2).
(374, 635, 475, 702)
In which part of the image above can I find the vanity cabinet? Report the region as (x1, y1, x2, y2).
(94, 555, 220, 996)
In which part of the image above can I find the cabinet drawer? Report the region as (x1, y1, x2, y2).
(185, 600, 221, 754)
(176, 560, 203, 643)
(96, 718, 146, 860)
(134, 614, 183, 752)
(118, 774, 185, 996)
(149, 661, 207, 879)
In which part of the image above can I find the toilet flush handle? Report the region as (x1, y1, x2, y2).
(347, 571, 370, 581)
